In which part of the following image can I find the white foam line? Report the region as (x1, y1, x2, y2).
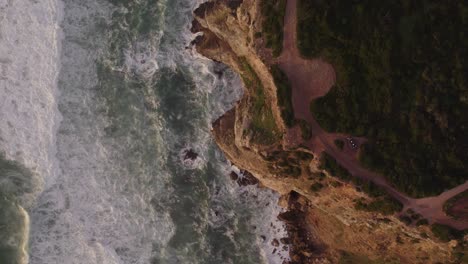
(18, 205, 30, 264)
(0, 0, 64, 262)
(0, 0, 63, 198)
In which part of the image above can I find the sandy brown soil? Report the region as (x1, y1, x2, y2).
(279, 0, 468, 230)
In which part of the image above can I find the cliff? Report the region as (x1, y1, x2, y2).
(191, 1, 460, 263)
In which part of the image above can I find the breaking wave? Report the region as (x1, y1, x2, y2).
(0, 0, 290, 263)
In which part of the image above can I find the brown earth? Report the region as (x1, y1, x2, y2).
(192, 1, 464, 262)
(278, 0, 468, 231)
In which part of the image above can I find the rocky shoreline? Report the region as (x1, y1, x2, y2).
(191, 0, 461, 263)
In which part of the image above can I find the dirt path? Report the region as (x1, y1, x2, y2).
(278, 0, 468, 230)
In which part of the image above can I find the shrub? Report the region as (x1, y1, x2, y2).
(310, 182, 324, 192)
(416, 219, 429, 226)
(299, 0, 468, 197)
(431, 224, 463, 242)
(297, 119, 312, 140)
(260, 0, 286, 57)
(239, 57, 280, 145)
(271, 65, 295, 127)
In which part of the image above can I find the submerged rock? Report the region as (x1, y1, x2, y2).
(271, 238, 280, 247)
(237, 170, 259, 186)
(183, 149, 198, 161)
(229, 170, 259, 186)
(230, 171, 239, 181)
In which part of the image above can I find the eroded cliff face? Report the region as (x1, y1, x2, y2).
(192, 1, 458, 263)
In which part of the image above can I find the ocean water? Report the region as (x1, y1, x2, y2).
(0, 0, 289, 263)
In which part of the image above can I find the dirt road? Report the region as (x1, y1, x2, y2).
(278, 0, 468, 230)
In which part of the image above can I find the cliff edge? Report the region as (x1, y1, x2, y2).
(192, 1, 463, 263)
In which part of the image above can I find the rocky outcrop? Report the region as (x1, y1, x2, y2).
(279, 191, 327, 264)
(192, 1, 458, 263)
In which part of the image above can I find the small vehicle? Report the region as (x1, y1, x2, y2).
(348, 138, 358, 149)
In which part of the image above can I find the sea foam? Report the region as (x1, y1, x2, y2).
(0, 1, 62, 262)
(0, 0, 62, 204)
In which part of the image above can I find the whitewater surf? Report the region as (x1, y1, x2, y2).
(0, 0, 289, 263)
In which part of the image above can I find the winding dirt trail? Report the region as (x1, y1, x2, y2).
(277, 0, 468, 230)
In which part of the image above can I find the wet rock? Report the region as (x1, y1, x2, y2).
(278, 191, 326, 264)
(271, 238, 280, 247)
(230, 171, 239, 181)
(278, 210, 304, 223)
(221, 0, 243, 10)
(183, 149, 198, 161)
(236, 170, 259, 186)
(213, 62, 227, 78)
(190, 35, 205, 46)
(193, 1, 215, 19)
(191, 19, 203, 33)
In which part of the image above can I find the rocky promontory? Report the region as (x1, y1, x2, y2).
(192, 1, 462, 263)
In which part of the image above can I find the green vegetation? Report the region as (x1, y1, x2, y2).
(334, 139, 344, 150)
(309, 172, 325, 181)
(271, 65, 295, 127)
(330, 181, 342, 188)
(339, 252, 373, 264)
(398, 215, 412, 225)
(430, 224, 465, 242)
(319, 152, 352, 182)
(239, 58, 280, 145)
(339, 251, 400, 264)
(298, 0, 468, 197)
(271, 65, 313, 141)
(260, 0, 286, 57)
(296, 151, 314, 161)
(297, 119, 312, 140)
(443, 190, 468, 219)
(355, 197, 403, 216)
(403, 208, 423, 222)
(453, 240, 468, 264)
(310, 182, 324, 192)
(415, 219, 429, 226)
(455, 252, 468, 264)
(320, 153, 402, 215)
(264, 150, 312, 178)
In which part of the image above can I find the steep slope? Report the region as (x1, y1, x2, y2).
(191, 0, 464, 263)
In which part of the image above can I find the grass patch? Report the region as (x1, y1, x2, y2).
(416, 219, 429, 226)
(319, 152, 352, 182)
(355, 197, 403, 216)
(299, 0, 468, 197)
(443, 190, 468, 219)
(310, 182, 324, 192)
(239, 57, 280, 145)
(297, 119, 312, 140)
(339, 251, 400, 264)
(320, 152, 403, 215)
(271, 65, 295, 127)
(260, 0, 286, 57)
(431, 224, 465, 242)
